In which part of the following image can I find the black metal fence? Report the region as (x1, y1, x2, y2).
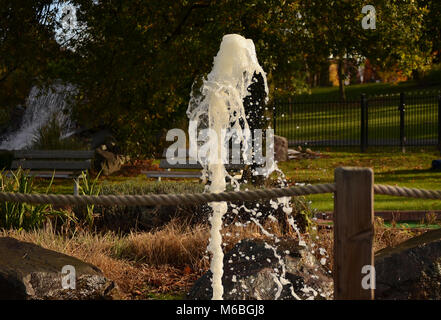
(273, 92, 441, 151)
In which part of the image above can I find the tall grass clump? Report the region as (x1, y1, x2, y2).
(0, 168, 74, 230)
(32, 115, 88, 150)
(77, 170, 102, 229)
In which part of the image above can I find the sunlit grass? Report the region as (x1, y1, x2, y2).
(278, 148, 441, 212)
(31, 148, 441, 212)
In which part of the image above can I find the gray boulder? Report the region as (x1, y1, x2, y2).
(0, 237, 118, 300)
(188, 239, 333, 300)
(375, 228, 441, 300)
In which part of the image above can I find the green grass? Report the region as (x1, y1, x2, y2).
(278, 148, 441, 212)
(316, 220, 441, 229)
(33, 174, 205, 196)
(383, 222, 441, 229)
(30, 147, 441, 214)
(275, 93, 439, 144)
(286, 81, 441, 101)
(141, 291, 186, 300)
(275, 80, 441, 144)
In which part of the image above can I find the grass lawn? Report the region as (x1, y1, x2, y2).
(277, 147, 441, 212)
(275, 100, 438, 145)
(288, 80, 441, 101)
(275, 85, 439, 146)
(32, 147, 441, 214)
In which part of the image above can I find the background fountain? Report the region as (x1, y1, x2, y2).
(0, 83, 75, 150)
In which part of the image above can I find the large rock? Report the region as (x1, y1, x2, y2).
(0, 237, 118, 300)
(274, 135, 288, 162)
(375, 228, 441, 300)
(94, 146, 126, 176)
(188, 239, 333, 300)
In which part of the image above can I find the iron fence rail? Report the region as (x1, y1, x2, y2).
(273, 92, 441, 151)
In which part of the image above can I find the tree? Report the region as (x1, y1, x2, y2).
(296, 0, 430, 100)
(0, 1, 62, 84)
(418, 0, 441, 64)
(58, 0, 306, 156)
(0, 0, 62, 129)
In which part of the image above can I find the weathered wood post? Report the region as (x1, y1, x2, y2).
(334, 167, 374, 300)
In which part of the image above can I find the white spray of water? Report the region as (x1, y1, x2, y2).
(0, 84, 75, 150)
(187, 34, 313, 300)
(187, 34, 268, 300)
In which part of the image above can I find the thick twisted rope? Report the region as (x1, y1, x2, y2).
(1, 183, 440, 207)
(374, 184, 441, 200)
(0, 183, 336, 207)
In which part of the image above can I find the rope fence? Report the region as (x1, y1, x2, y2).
(0, 183, 336, 206)
(374, 184, 441, 199)
(1, 167, 440, 300)
(1, 182, 441, 206)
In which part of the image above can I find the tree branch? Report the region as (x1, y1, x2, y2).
(165, 2, 210, 44)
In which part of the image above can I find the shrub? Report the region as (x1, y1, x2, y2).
(419, 64, 441, 86)
(0, 169, 74, 230)
(96, 180, 313, 235)
(77, 170, 102, 229)
(32, 115, 88, 150)
(95, 181, 207, 233)
(100, 180, 204, 195)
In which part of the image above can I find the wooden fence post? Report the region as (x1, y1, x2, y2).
(334, 167, 374, 300)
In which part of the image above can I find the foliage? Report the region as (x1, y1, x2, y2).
(419, 64, 441, 86)
(31, 115, 88, 150)
(55, 0, 309, 157)
(101, 180, 204, 196)
(291, 196, 316, 234)
(2, 1, 439, 154)
(0, 1, 66, 122)
(0, 168, 73, 230)
(419, 0, 441, 63)
(296, 0, 431, 100)
(77, 170, 102, 229)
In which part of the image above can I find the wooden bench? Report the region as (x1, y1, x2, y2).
(11, 150, 95, 195)
(144, 149, 245, 181)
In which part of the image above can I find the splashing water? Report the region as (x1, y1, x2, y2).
(187, 34, 300, 300)
(187, 34, 323, 301)
(0, 83, 75, 150)
(188, 34, 268, 300)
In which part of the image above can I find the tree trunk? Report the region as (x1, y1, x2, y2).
(337, 59, 346, 101)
